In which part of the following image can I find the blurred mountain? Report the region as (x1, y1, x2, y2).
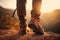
(0, 6, 14, 16)
(0, 6, 19, 29)
(41, 9, 60, 34)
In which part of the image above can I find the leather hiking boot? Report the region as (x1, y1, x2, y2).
(19, 22, 26, 35)
(19, 27, 26, 35)
(28, 16, 44, 35)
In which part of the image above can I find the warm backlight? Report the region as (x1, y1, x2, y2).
(0, 0, 60, 13)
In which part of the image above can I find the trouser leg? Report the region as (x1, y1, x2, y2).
(28, 0, 44, 35)
(17, 0, 27, 35)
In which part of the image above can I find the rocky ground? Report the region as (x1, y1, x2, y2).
(0, 29, 60, 40)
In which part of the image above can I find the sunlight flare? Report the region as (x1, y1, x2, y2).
(0, 0, 60, 13)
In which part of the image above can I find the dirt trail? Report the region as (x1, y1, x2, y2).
(0, 29, 60, 40)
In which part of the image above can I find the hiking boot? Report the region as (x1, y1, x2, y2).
(19, 20, 27, 35)
(19, 25, 26, 35)
(28, 14, 44, 35)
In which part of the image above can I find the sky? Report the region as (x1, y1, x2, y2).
(0, 0, 60, 13)
(0, 0, 16, 9)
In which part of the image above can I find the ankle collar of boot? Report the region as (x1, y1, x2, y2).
(31, 14, 40, 19)
(31, 10, 41, 19)
(31, 10, 41, 16)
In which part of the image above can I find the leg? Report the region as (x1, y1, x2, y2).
(17, 0, 27, 35)
(28, 0, 44, 35)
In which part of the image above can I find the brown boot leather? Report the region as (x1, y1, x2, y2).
(28, 15, 44, 35)
(19, 18, 26, 35)
(19, 22, 26, 35)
